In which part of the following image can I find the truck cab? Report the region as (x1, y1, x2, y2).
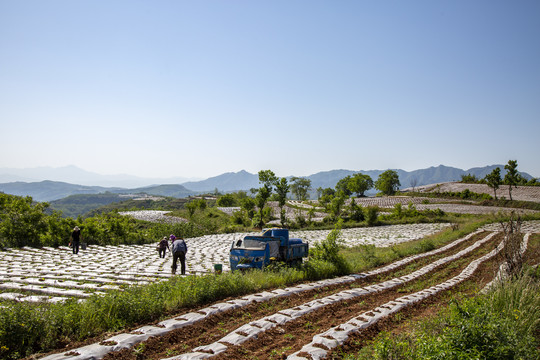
(229, 228, 308, 271)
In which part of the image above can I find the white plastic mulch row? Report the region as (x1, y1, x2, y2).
(481, 221, 540, 234)
(0, 244, 175, 302)
(480, 218, 540, 295)
(482, 232, 531, 293)
(287, 233, 517, 359)
(39, 229, 487, 360)
(0, 224, 450, 303)
(119, 210, 188, 224)
(294, 223, 450, 248)
(163, 232, 498, 360)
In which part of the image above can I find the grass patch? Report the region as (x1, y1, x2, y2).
(342, 219, 487, 273)
(0, 216, 523, 359)
(0, 268, 305, 359)
(345, 259, 540, 360)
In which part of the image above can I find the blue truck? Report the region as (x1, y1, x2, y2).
(229, 228, 309, 271)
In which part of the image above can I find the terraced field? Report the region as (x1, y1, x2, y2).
(0, 224, 449, 303)
(414, 182, 540, 203)
(29, 221, 540, 360)
(283, 195, 538, 222)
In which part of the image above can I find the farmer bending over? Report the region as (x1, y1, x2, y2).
(171, 237, 188, 275)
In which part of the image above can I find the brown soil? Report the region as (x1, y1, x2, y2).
(94, 232, 515, 360)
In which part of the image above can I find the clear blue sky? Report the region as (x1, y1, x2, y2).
(1, 1, 539, 179)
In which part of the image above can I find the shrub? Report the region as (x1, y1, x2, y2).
(295, 211, 307, 228)
(357, 244, 382, 268)
(309, 221, 350, 275)
(365, 206, 379, 226)
(216, 194, 237, 207)
(392, 203, 403, 218)
(461, 173, 482, 183)
(348, 200, 365, 222)
(302, 258, 341, 280)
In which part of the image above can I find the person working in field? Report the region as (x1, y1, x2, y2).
(171, 236, 188, 275)
(158, 236, 170, 258)
(70, 226, 82, 254)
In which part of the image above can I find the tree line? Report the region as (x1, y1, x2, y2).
(216, 169, 402, 228)
(0, 192, 200, 249)
(462, 160, 539, 200)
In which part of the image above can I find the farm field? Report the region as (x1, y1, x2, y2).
(0, 223, 450, 303)
(414, 182, 540, 203)
(283, 196, 538, 222)
(343, 196, 538, 214)
(24, 220, 540, 360)
(120, 193, 539, 228)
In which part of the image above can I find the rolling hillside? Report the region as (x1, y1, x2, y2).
(0, 164, 534, 202)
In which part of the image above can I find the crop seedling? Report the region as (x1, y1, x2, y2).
(133, 343, 145, 360)
(165, 349, 178, 357)
(217, 321, 228, 334)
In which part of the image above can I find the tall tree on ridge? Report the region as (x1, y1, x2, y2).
(504, 160, 519, 201)
(485, 167, 502, 200)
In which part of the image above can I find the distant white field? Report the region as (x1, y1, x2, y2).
(119, 210, 188, 223)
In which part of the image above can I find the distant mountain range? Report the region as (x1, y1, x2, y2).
(0, 165, 200, 188)
(181, 165, 533, 194)
(0, 164, 534, 202)
(0, 180, 194, 202)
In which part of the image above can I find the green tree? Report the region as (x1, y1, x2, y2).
(365, 206, 379, 226)
(290, 177, 312, 201)
(310, 220, 350, 274)
(275, 177, 290, 227)
(348, 199, 365, 222)
(504, 160, 519, 201)
(185, 201, 198, 218)
(329, 191, 346, 219)
(240, 197, 256, 219)
(527, 178, 540, 186)
(255, 170, 277, 227)
(316, 187, 323, 200)
(375, 170, 401, 195)
(307, 207, 316, 224)
(196, 198, 207, 211)
(321, 187, 335, 197)
(461, 173, 480, 183)
(485, 167, 502, 200)
(319, 194, 333, 209)
(335, 176, 352, 197)
(348, 173, 373, 197)
(318, 188, 336, 210)
(0, 194, 49, 247)
(216, 194, 236, 207)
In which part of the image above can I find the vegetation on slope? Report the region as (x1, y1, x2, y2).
(1, 165, 539, 359)
(348, 266, 540, 360)
(0, 220, 487, 359)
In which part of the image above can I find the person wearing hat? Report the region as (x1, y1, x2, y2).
(158, 236, 170, 258)
(70, 226, 82, 254)
(171, 236, 188, 275)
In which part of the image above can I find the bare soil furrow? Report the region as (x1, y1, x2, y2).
(39, 231, 499, 360)
(329, 239, 540, 359)
(115, 232, 501, 360)
(286, 234, 514, 359)
(209, 233, 504, 360)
